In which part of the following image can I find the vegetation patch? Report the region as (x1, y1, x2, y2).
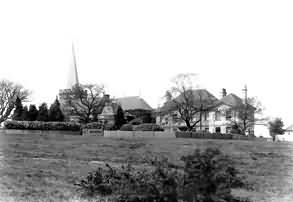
(76, 148, 251, 202)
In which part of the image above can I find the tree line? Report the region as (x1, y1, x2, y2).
(12, 96, 64, 122)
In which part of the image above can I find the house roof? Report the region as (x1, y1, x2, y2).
(286, 124, 293, 131)
(220, 93, 245, 108)
(116, 96, 153, 111)
(220, 93, 256, 110)
(158, 89, 219, 113)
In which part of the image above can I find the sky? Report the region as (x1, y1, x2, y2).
(0, 0, 292, 126)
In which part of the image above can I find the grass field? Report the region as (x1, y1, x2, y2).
(0, 133, 293, 202)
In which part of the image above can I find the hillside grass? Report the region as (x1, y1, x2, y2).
(0, 133, 292, 202)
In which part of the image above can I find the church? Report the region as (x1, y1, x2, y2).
(58, 45, 153, 125)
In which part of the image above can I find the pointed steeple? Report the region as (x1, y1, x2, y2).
(66, 43, 79, 89)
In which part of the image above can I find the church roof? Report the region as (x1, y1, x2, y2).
(116, 96, 153, 111)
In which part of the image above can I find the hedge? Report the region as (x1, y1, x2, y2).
(82, 122, 103, 129)
(133, 123, 164, 132)
(120, 124, 133, 131)
(175, 131, 232, 139)
(4, 120, 81, 131)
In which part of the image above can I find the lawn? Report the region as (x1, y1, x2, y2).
(0, 133, 293, 202)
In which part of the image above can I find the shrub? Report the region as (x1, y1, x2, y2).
(133, 123, 164, 131)
(82, 122, 103, 129)
(75, 148, 251, 202)
(178, 126, 189, 131)
(128, 118, 143, 125)
(4, 120, 81, 131)
(76, 158, 179, 202)
(181, 148, 248, 202)
(175, 131, 232, 140)
(120, 124, 133, 131)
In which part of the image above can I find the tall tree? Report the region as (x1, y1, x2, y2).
(37, 103, 49, 122)
(48, 97, 64, 122)
(269, 118, 285, 141)
(230, 97, 264, 135)
(65, 84, 105, 123)
(0, 79, 30, 123)
(27, 104, 38, 121)
(12, 96, 23, 120)
(21, 106, 29, 121)
(114, 105, 126, 129)
(164, 73, 216, 131)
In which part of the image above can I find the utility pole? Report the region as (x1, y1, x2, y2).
(242, 85, 248, 105)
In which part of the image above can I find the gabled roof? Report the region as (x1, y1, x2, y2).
(219, 93, 255, 110)
(286, 124, 293, 131)
(116, 96, 153, 111)
(158, 89, 219, 113)
(220, 93, 244, 108)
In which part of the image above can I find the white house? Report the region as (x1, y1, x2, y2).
(156, 88, 255, 134)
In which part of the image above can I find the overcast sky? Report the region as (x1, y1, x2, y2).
(0, 0, 292, 125)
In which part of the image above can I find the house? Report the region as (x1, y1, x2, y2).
(156, 88, 255, 134)
(115, 96, 154, 123)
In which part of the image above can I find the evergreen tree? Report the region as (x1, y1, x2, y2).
(21, 106, 29, 121)
(114, 105, 126, 129)
(49, 98, 64, 122)
(269, 118, 285, 141)
(37, 103, 49, 122)
(12, 96, 23, 120)
(27, 104, 38, 121)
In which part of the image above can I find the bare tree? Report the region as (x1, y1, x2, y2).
(0, 79, 30, 123)
(230, 97, 264, 135)
(66, 84, 105, 123)
(165, 74, 216, 131)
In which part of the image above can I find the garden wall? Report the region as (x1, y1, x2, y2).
(104, 130, 176, 138)
(0, 129, 81, 136)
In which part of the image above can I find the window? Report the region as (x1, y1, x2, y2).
(215, 127, 221, 133)
(204, 112, 209, 121)
(226, 127, 231, 134)
(215, 111, 221, 121)
(226, 110, 232, 120)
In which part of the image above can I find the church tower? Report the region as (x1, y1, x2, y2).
(58, 43, 81, 121)
(66, 43, 79, 89)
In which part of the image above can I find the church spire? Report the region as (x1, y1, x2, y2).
(66, 42, 79, 89)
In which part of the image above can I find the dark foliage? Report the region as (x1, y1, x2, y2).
(37, 103, 49, 122)
(27, 104, 38, 121)
(12, 96, 23, 121)
(76, 148, 250, 202)
(114, 106, 126, 129)
(133, 123, 164, 132)
(21, 106, 29, 121)
(76, 158, 179, 202)
(4, 120, 81, 131)
(181, 148, 247, 202)
(48, 98, 64, 122)
(120, 124, 133, 131)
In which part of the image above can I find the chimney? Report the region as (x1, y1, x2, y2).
(222, 88, 227, 98)
(103, 94, 110, 103)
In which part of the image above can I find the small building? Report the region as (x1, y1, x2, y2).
(115, 96, 153, 122)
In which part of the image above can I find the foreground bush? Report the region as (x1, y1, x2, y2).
(4, 120, 81, 131)
(133, 123, 164, 131)
(76, 148, 250, 202)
